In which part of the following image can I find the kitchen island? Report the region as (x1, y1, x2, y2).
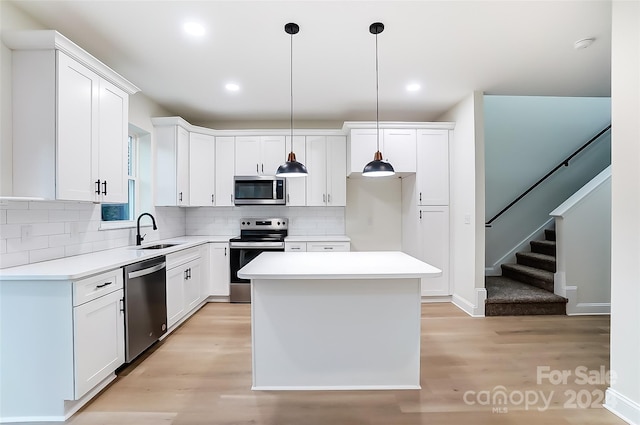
(237, 251, 441, 390)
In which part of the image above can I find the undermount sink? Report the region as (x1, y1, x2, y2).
(139, 243, 179, 250)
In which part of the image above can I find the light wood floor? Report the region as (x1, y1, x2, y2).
(66, 303, 625, 425)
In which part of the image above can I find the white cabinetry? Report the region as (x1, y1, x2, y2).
(417, 207, 450, 296)
(285, 240, 350, 252)
(209, 243, 230, 296)
(154, 122, 190, 206)
(215, 137, 236, 206)
(11, 40, 137, 201)
(166, 247, 203, 329)
(346, 127, 416, 175)
(235, 136, 285, 176)
(189, 132, 216, 206)
(417, 130, 450, 205)
(306, 135, 346, 206)
(0, 265, 128, 420)
(285, 135, 307, 206)
(73, 270, 125, 399)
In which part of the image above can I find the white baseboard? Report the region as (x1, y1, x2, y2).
(557, 285, 611, 316)
(452, 288, 486, 317)
(605, 387, 640, 425)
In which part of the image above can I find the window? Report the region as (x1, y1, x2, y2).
(101, 135, 137, 222)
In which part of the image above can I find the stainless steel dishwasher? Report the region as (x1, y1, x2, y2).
(123, 256, 167, 362)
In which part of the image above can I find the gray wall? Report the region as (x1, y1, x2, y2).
(484, 95, 611, 271)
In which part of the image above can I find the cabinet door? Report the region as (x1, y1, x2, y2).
(57, 51, 99, 201)
(383, 129, 416, 173)
(97, 79, 128, 203)
(235, 136, 261, 175)
(189, 132, 216, 206)
(176, 127, 190, 206)
(260, 136, 286, 176)
(166, 266, 185, 328)
(183, 259, 202, 312)
(419, 206, 450, 296)
(417, 130, 449, 205)
(307, 242, 350, 252)
(347, 129, 378, 175)
(305, 136, 328, 206)
(210, 243, 230, 296)
(326, 136, 347, 206)
(73, 288, 124, 399)
(285, 135, 306, 206)
(215, 137, 235, 206)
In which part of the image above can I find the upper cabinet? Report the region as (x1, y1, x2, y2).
(417, 130, 450, 206)
(154, 121, 191, 206)
(347, 128, 416, 175)
(7, 31, 140, 201)
(285, 136, 307, 206)
(189, 132, 216, 207)
(306, 136, 347, 207)
(214, 137, 236, 206)
(235, 136, 285, 176)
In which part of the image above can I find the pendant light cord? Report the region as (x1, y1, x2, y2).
(290, 29, 294, 153)
(375, 29, 380, 152)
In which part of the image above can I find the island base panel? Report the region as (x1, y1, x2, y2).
(251, 278, 421, 390)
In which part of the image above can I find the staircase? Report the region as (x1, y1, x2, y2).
(485, 229, 568, 316)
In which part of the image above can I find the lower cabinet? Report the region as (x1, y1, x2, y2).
(417, 206, 450, 296)
(73, 287, 125, 399)
(209, 242, 230, 296)
(166, 248, 202, 329)
(285, 240, 351, 252)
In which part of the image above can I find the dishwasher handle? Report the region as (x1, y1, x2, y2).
(127, 262, 166, 279)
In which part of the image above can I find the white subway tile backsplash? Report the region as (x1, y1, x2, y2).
(6, 209, 49, 224)
(0, 251, 29, 269)
(0, 210, 6, 224)
(65, 242, 94, 257)
(6, 235, 49, 252)
(49, 209, 80, 223)
(0, 224, 22, 239)
(28, 201, 66, 210)
(29, 246, 65, 264)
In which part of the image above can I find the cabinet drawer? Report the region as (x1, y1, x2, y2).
(285, 242, 307, 252)
(73, 269, 124, 307)
(166, 246, 201, 270)
(307, 242, 350, 252)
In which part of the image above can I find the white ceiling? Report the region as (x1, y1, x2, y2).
(7, 0, 612, 127)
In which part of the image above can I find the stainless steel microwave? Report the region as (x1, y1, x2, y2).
(234, 176, 286, 205)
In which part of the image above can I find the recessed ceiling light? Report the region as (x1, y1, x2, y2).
(406, 83, 421, 92)
(183, 22, 205, 37)
(225, 83, 240, 92)
(574, 37, 595, 50)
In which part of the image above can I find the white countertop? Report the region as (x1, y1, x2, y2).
(0, 236, 231, 281)
(284, 235, 351, 242)
(237, 251, 441, 280)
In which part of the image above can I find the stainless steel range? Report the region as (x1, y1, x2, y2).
(229, 218, 288, 303)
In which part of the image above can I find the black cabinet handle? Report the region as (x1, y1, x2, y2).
(419, 192, 422, 203)
(212, 194, 215, 203)
(179, 192, 183, 202)
(102, 180, 107, 195)
(120, 298, 124, 313)
(95, 180, 101, 195)
(224, 247, 227, 256)
(96, 281, 113, 288)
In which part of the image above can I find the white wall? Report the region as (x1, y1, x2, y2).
(438, 92, 486, 316)
(551, 167, 611, 315)
(606, 2, 640, 423)
(345, 178, 402, 251)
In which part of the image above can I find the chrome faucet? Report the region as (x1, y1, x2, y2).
(136, 213, 158, 245)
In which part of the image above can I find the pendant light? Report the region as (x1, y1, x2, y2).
(362, 22, 395, 177)
(276, 22, 308, 177)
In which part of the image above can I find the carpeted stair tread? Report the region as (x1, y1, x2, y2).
(501, 263, 555, 292)
(516, 251, 556, 272)
(485, 276, 567, 316)
(485, 276, 566, 303)
(530, 239, 556, 256)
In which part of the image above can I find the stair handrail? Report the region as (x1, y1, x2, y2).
(485, 124, 611, 228)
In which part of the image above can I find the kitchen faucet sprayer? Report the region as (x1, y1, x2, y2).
(136, 213, 157, 245)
